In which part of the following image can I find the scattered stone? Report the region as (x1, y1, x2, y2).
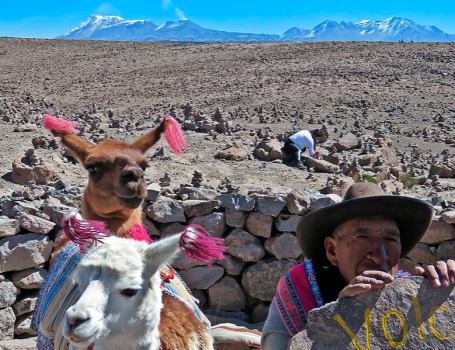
(245, 212, 273, 238)
(324, 176, 355, 197)
(0, 234, 53, 273)
(286, 190, 311, 215)
(225, 208, 248, 228)
(15, 213, 55, 234)
(242, 259, 297, 301)
(159, 171, 171, 187)
(11, 268, 47, 289)
(178, 265, 224, 290)
(429, 164, 454, 178)
(180, 200, 219, 217)
(380, 179, 404, 194)
(145, 197, 185, 223)
(253, 139, 283, 161)
(0, 218, 20, 238)
(208, 275, 247, 312)
(255, 195, 286, 217)
(188, 212, 227, 238)
(215, 194, 255, 211)
(333, 132, 361, 151)
(224, 229, 265, 262)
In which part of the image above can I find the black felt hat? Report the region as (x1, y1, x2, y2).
(297, 182, 434, 265)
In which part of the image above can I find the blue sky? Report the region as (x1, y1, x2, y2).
(1, 0, 454, 39)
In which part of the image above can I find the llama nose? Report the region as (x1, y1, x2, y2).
(120, 166, 143, 183)
(67, 307, 90, 326)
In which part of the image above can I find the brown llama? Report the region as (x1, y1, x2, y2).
(33, 115, 217, 350)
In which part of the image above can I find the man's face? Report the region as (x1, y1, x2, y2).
(324, 216, 402, 283)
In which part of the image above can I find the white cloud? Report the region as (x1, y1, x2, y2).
(175, 8, 187, 20)
(162, 0, 172, 10)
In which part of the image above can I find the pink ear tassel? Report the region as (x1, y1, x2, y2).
(180, 224, 226, 265)
(164, 116, 190, 156)
(43, 114, 80, 134)
(63, 215, 110, 253)
(127, 223, 153, 244)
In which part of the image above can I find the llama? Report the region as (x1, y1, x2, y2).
(62, 218, 214, 350)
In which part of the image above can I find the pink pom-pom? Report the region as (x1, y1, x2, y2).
(164, 116, 190, 156)
(127, 223, 153, 244)
(43, 114, 80, 134)
(63, 214, 110, 253)
(180, 224, 226, 265)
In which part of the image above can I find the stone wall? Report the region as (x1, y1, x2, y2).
(1, 180, 455, 340)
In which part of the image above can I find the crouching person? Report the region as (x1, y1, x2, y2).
(261, 183, 455, 350)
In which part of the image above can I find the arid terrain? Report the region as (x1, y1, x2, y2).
(0, 38, 454, 199)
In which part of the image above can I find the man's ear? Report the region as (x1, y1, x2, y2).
(324, 236, 339, 266)
(51, 129, 95, 163)
(131, 118, 168, 154)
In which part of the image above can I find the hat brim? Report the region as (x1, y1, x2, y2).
(297, 195, 434, 265)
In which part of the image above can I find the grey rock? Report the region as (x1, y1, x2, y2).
(253, 139, 283, 161)
(188, 212, 226, 238)
(288, 277, 455, 350)
(310, 195, 340, 211)
(208, 275, 247, 312)
(334, 132, 361, 151)
(429, 164, 454, 178)
(224, 229, 265, 262)
(145, 183, 161, 202)
(11, 268, 47, 289)
(406, 243, 436, 265)
(436, 241, 455, 260)
(302, 156, 340, 173)
(420, 220, 455, 245)
(178, 265, 224, 289)
(141, 214, 160, 236)
(0, 234, 54, 273)
(0, 336, 38, 349)
(16, 213, 55, 234)
(225, 208, 247, 228)
(172, 253, 205, 270)
(191, 289, 207, 308)
(0, 278, 19, 308)
(250, 303, 270, 324)
(42, 201, 77, 227)
(217, 253, 245, 276)
(245, 212, 273, 238)
(267, 233, 302, 260)
(159, 222, 185, 238)
(12, 291, 39, 316)
(286, 190, 311, 215)
(242, 259, 298, 301)
(145, 197, 185, 223)
(215, 194, 255, 211)
(441, 211, 455, 224)
(0, 218, 20, 238)
(275, 214, 301, 232)
(0, 307, 15, 340)
(14, 312, 37, 336)
(180, 200, 219, 217)
(255, 195, 286, 217)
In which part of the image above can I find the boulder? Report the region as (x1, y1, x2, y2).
(42, 202, 77, 227)
(436, 241, 455, 261)
(218, 145, 249, 161)
(0, 278, 20, 308)
(0, 217, 20, 238)
(242, 259, 298, 301)
(287, 277, 455, 350)
(172, 253, 205, 270)
(145, 197, 185, 223)
(441, 211, 455, 225)
(0, 337, 38, 349)
(245, 212, 273, 238)
(178, 265, 224, 290)
(333, 133, 361, 152)
(180, 200, 219, 217)
(14, 313, 37, 336)
(420, 220, 455, 245)
(16, 213, 55, 234)
(188, 212, 226, 238)
(12, 291, 39, 316)
(275, 214, 301, 232)
(266, 233, 302, 260)
(225, 209, 248, 228)
(11, 156, 55, 185)
(208, 275, 247, 312)
(224, 229, 265, 262)
(255, 195, 286, 217)
(324, 176, 355, 197)
(302, 156, 339, 173)
(429, 164, 454, 178)
(145, 183, 161, 202)
(286, 190, 311, 215)
(0, 234, 53, 273)
(215, 194, 255, 211)
(0, 307, 15, 340)
(11, 268, 47, 289)
(217, 253, 244, 276)
(406, 243, 436, 265)
(253, 139, 283, 161)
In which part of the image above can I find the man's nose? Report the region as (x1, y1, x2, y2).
(366, 242, 389, 264)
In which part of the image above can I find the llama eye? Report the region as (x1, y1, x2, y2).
(140, 164, 149, 171)
(88, 166, 98, 174)
(121, 288, 138, 297)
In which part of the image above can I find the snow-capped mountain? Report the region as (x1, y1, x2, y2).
(57, 15, 455, 42)
(281, 17, 455, 42)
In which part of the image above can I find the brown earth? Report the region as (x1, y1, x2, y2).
(0, 38, 454, 198)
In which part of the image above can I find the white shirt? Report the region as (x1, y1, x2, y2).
(289, 130, 315, 156)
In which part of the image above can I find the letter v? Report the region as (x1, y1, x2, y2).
(333, 308, 372, 350)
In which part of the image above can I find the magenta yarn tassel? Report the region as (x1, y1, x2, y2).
(127, 223, 153, 244)
(43, 114, 80, 134)
(164, 116, 189, 156)
(63, 215, 110, 253)
(180, 224, 226, 265)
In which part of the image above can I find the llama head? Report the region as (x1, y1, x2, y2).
(63, 235, 182, 349)
(46, 116, 187, 220)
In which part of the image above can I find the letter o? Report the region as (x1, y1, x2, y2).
(382, 310, 408, 348)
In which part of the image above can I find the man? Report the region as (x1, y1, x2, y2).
(261, 182, 455, 350)
(283, 129, 325, 168)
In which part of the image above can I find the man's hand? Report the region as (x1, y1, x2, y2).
(415, 259, 455, 288)
(338, 271, 394, 299)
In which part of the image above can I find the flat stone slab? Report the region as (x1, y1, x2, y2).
(287, 277, 455, 350)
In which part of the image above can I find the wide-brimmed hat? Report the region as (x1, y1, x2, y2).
(297, 182, 434, 265)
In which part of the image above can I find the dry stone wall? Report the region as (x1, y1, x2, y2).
(0, 179, 455, 341)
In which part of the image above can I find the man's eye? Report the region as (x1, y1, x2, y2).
(121, 288, 139, 297)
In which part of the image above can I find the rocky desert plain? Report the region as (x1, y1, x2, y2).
(0, 38, 455, 349)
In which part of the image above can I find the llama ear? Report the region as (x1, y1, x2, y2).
(52, 129, 95, 163)
(143, 233, 182, 278)
(130, 118, 168, 154)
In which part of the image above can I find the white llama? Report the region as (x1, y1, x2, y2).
(62, 234, 214, 350)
